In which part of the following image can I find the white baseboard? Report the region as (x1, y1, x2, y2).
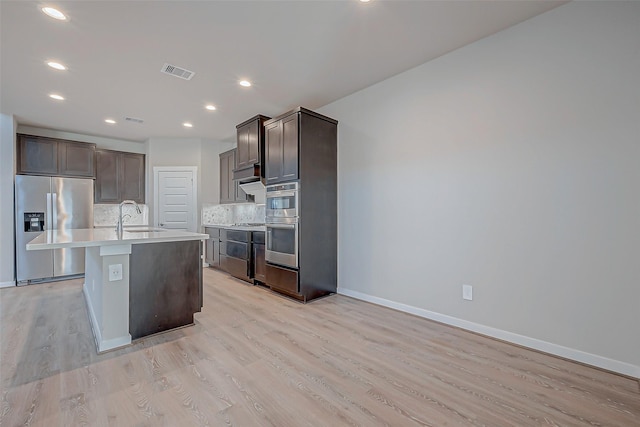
(337, 287, 639, 379)
(0, 280, 16, 288)
(97, 334, 132, 353)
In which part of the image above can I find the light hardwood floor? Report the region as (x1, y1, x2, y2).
(1, 268, 639, 426)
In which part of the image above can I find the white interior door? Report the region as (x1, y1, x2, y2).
(154, 167, 197, 232)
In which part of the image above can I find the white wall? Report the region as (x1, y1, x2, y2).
(0, 114, 17, 287)
(320, 1, 640, 377)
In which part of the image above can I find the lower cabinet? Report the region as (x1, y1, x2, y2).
(220, 229, 251, 282)
(204, 227, 221, 268)
(252, 231, 266, 284)
(206, 227, 265, 286)
(129, 240, 202, 340)
(266, 263, 298, 295)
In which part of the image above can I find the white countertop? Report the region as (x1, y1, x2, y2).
(27, 228, 209, 250)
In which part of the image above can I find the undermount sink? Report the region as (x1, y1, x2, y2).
(124, 227, 166, 233)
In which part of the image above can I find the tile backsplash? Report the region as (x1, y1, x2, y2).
(202, 203, 265, 226)
(94, 204, 149, 227)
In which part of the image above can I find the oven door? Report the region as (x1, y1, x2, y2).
(266, 223, 298, 269)
(266, 186, 298, 219)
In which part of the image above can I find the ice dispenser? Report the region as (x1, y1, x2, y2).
(24, 212, 45, 232)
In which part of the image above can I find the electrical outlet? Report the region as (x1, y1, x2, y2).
(462, 284, 473, 301)
(108, 264, 123, 282)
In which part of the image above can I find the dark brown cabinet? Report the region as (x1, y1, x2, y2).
(265, 113, 299, 184)
(204, 227, 221, 268)
(252, 231, 266, 284)
(59, 140, 96, 177)
(234, 115, 270, 182)
(220, 148, 247, 204)
(220, 229, 251, 282)
(129, 240, 202, 340)
(264, 107, 338, 302)
(17, 134, 96, 178)
(94, 149, 145, 203)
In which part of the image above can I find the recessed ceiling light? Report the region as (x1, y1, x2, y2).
(239, 80, 251, 87)
(41, 7, 67, 21)
(360, 0, 371, 3)
(49, 94, 64, 100)
(183, 122, 193, 128)
(105, 119, 116, 124)
(205, 105, 216, 111)
(47, 61, 66, 71)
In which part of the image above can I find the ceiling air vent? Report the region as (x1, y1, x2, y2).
(160, 63, 195, 80)
(125, 117, 144, 124)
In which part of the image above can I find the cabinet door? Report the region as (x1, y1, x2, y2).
(212, 239, 221, 268)
(253, 243, 266, 283)
(236, 123, 250, 169)
(219, 149, 234, 204)
(281, 113, 299, 182)
(265, 121, 283, 184)
(95, 149, 145, 203)
(94, 149, 120, 203)
(120, 153, 145, 203)
(58, 141, 95, 177)
(18, 135, 59, 175)
(204, 228, 214, 265)
(246, 119, 260, 166)
(233, 149, 248, 202)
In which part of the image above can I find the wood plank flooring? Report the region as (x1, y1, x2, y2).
(1, 268, 639, 426)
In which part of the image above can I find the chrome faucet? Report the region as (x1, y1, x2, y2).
(116, 200, 142, 233)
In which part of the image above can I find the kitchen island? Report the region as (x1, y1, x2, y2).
(27, 227, 209, 352)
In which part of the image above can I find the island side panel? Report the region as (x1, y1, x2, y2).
(129, 240, 202, 340)
(84, 246, 104, 347)
(83, 244, 132, 353)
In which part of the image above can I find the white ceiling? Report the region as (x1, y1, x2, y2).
(1, 0, 565, 143)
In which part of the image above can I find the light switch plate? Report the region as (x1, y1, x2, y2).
(108, 264, 123, 282)
(462, 284, 473, 301)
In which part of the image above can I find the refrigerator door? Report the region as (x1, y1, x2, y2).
(15, 175, 54, 282)
(52, 177, 94, 277)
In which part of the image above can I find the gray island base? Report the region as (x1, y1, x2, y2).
(27, 228, 208, 352)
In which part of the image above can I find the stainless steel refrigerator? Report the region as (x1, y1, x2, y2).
(15, 175, 94, 284)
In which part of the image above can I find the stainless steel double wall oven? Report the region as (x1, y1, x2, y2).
(265, 182, 299, 269)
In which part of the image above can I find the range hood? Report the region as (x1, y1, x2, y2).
(239, 180, 266, 204)
(233, 164, 261, 183)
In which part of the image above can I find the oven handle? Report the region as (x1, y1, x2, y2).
(266, 223, 296, 229)
(266, 190, 297, 198)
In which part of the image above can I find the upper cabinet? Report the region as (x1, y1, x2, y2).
(220, 148, 248, 204)
(59, 140, 96, 177)
(265, 113, 298, 185)
(95, 149, 145, 204)
(17, 134, 96, 178)
(265, 108, 337, 185)
(233, 115, 270, 182)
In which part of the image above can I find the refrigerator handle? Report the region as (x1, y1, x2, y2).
(46, 193, 52, 231)
(52, 193, 58, 230)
